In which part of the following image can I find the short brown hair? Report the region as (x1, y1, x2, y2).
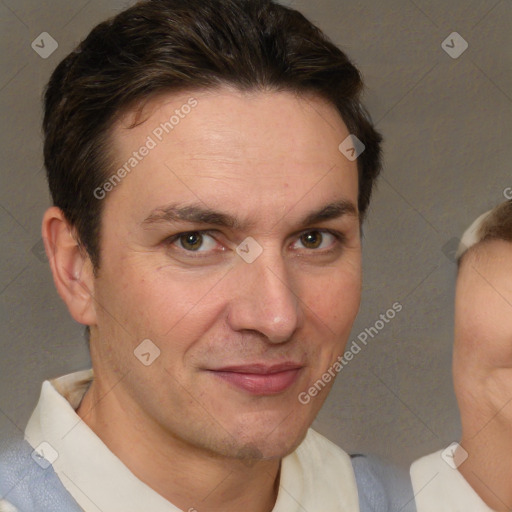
(43, 0, 383, 272)
(457, 200, 512, 263)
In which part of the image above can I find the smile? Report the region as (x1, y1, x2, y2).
(207, 363, 303, 395)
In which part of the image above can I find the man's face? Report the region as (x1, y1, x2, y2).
(454, 240, 512, 429)
(89, 87, 361, 460)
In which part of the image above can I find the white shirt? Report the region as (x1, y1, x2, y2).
(410, 450, 494, 511)
(15, 370, 360, 512)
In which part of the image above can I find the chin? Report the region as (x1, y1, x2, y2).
(229, 420, 310, 461)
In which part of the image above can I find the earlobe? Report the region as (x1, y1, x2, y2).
(41, 206, 97, 327)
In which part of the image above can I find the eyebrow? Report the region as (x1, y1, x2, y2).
(142, 199, 358, 231)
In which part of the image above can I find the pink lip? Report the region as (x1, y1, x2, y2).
(207, 363, 303, 395)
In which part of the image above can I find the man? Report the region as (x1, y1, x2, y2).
(411, 199, 512, 511)
(0, 0, 413, 510)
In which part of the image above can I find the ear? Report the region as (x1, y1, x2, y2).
(41, 206, 97, 327)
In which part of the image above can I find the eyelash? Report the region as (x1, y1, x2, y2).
(163, 229, 346, 257)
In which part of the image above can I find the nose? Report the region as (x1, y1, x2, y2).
(226, 249, 303, 344)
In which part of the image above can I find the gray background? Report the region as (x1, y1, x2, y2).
(0, 0, 510, 471)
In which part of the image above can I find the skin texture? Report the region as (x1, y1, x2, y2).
(42, 87, 361, 512)
(454, 240, 512, 511)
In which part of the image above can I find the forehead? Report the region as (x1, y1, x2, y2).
(459, 240, 512, 284)
(114, 87, 351, 161)
(105, 87, 358, 224)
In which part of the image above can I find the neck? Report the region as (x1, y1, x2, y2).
(458, 387, 512, 511)
(76, 378, 281, 512)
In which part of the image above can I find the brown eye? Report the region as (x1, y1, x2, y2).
(179, 232, 203, 251)
(300, 231, 323, 249)
(168, 231, 221, 255)
(292, 230, 342, 253)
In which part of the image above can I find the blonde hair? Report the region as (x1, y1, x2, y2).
(456, 200, 512, 262)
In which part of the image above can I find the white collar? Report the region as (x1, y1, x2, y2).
(25, 370, 360, 512)
(411, 450, 494, 511)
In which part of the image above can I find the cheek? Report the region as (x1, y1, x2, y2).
(134, 273, 215, 339)
(304, 266, 362, 335)
(456, 295, 512, 366)
(97, 259, 210, 343)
